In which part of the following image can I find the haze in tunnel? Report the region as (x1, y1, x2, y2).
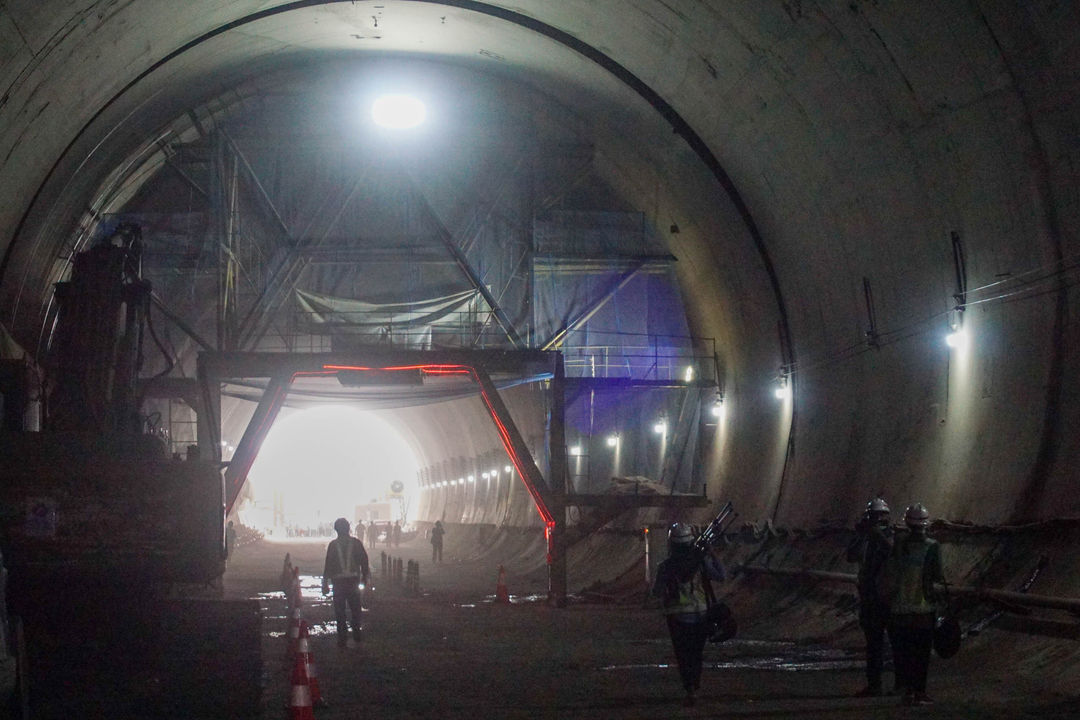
(244, 404, 420, 538)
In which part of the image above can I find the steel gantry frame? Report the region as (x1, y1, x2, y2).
(197, 348, 571, 601)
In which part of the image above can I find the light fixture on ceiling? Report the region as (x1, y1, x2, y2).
(372, 94, 426, 129)
(653, 419, 667, 435)
(606, 434, 619, 448)
(711, 394, 724, 418)
(569, 445, 582, 457)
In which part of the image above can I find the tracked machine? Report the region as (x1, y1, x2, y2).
(0, 225, 260, 718)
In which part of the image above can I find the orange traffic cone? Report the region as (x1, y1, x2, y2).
(296, 621, 327, 708)
(496, 565, 510, 604)
(287, 607, 303, 657)
(287, 651, 316, 720)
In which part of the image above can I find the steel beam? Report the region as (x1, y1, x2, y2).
(224, 132, 291, 244)
(471, 366, 553, 525)
(547, 354, 568, 606)
(532, 255, 675, 275)
(199, 349, 555, 381)
(223, 372, 290, 514)
(410, 187, 525, 349)
(235, 173, 365, 350)
(541, 260, 648, 350)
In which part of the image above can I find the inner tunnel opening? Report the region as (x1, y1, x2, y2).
(242, 403, 421, 540)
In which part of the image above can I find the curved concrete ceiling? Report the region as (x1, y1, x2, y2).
(1, 1, 1078, 526)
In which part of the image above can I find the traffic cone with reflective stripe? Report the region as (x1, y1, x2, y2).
(496, 565, 510, 604)
(296, 621, 327, 708)
(287, 607, 303, 657)
(288, 651, 316, 720)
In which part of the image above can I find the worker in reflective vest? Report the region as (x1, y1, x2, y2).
(322, 518, 370, 647)
(651, 522, 726, 708)
(886, 504, 945, 707)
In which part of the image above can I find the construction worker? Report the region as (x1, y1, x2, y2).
(845, 497, 895, 696)
(430, 520, 445, 563)
(651, 522, 725, 707)
(885, 504, 946, 706)
(391, 520, 402, 547)
(321, 518, 370, 647)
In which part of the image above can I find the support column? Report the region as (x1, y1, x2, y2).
(223, 372, 290, 514)
(547, 353, 568, 607)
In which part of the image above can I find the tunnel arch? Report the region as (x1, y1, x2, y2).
(0, 2, 1078, 528)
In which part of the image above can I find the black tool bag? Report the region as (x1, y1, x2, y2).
(702, 570, 737, 643)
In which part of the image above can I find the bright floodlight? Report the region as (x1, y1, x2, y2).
(569, 445, 582, 456)
(504, 465, 513, 474)
(606, 434, 619, 447)
(372, 95, 426, 129)
(711, 400, 724, 418)
(774, 384, 791, 400)
(684, 366, 695, 382)
(653, 421, 667, 435)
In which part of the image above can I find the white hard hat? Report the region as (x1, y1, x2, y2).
(866, 497, 890, 514)
(904, 504, 930, 528)
(668, 522, 695, 546)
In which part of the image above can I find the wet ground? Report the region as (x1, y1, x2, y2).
(223, 537, 1080, 719)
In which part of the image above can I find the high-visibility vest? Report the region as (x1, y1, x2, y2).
(662, 567, 709, 616)
(890, 538, 937, 615)
(331, 539, 362, 581)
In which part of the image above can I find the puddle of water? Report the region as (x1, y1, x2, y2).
(603, 641, 861, 673)
(602, 658, 860, 672)
(255, 574, 336, 607)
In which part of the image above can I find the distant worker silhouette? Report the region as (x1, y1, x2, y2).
(321, 518, 370, 647)
(392, 520, 402, 548)
(430, 520, 445, 563)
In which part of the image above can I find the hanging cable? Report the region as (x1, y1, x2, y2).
(146, 301, 176, 379)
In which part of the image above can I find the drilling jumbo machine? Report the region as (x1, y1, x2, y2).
(0, 225, 261, 717)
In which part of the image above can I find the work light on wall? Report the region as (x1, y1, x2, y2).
(774, 374, 791, 400)
(945, 308, 968, 350)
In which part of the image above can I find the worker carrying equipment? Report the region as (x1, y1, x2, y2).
(651, 503, 736, 708)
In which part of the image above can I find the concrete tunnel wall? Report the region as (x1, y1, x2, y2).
(1, 1, 1079, 539)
